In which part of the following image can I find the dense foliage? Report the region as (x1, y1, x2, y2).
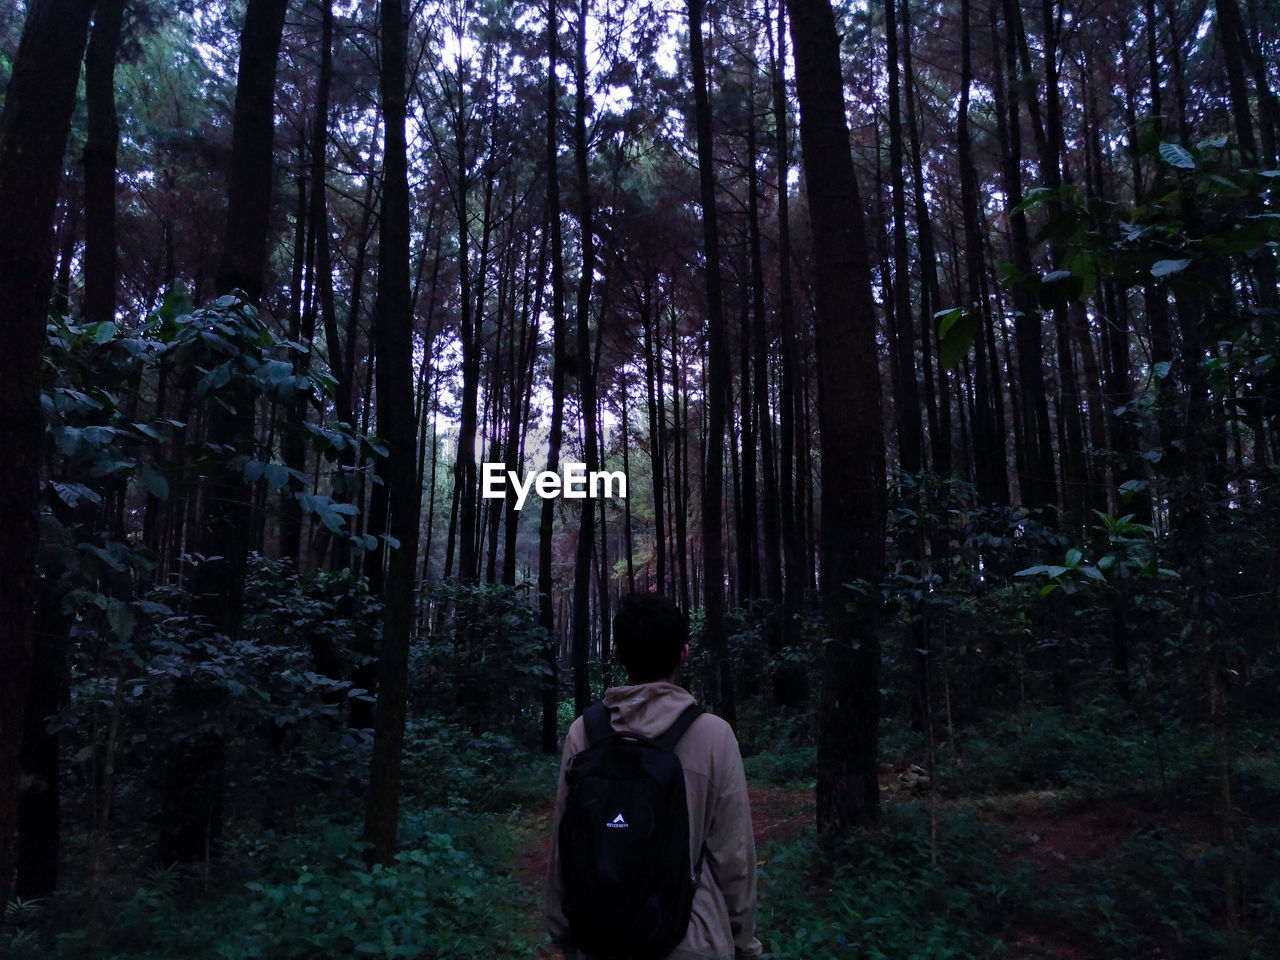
(1, 0, 1278, 952)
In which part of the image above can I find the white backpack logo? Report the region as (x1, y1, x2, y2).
(606, 812, 629, 829)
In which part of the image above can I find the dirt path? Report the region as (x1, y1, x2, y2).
(514, 781, 1214, 959)
(514, 784, 817, 898)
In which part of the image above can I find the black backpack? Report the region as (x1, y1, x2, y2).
(559, 701, 704, 960)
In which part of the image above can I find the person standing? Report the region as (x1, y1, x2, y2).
(545, 592, 763, 960)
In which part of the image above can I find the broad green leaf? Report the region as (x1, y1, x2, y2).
(158, 281, 195, 323)
(1151, 258, 1192, 278)
(937, 311, 978, 371)
(1159, 142, 1195, 169)
(107, 599, 135, 641)
(264, 463, 291, 490)
(934, 307, 963, 339)
(139, 467, 169, 500)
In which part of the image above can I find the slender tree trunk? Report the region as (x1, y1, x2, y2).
(83, 0, 125, 327)
(689, 0, 734, 724)
(749, 79, 783, 616)
(885, 0, 922, 481)
(162, 0, 287, 866)
(902, 0, 944, 476)
(769, 1, 807, 707)
(364, 0, 420, 865)
(621, 381, 636, 592)
(641, 286, 667, 594)
(539, 0, 567, 752)
(959, 0, 1005, 506)
(571, 0, 599, 716)
(787, 0, 887, 831)
(994, 0, 1054, 511)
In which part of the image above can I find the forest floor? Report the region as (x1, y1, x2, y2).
(7, 710, 1276, 959)
(512, 760, 1267, 959)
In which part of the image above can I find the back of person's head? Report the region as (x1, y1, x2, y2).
(613, 592, 688, 684)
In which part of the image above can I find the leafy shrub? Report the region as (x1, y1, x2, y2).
(412, 580, 550, 745)
(398, 713, 558, 812)
(232, 836, 529, 960)
(944, 700, 1213, 800)
(758, 805, 1027, 959)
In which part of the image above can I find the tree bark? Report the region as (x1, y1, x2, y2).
(83, 0, 126, 327)
(161, 0, 288, 867)
(364, 0, 420, 865)
(787, 0, 887, 831)
(0, 0, 95, 905)
(571, 0, 600, 716)
(689, 0, 735, 725)
(539, 0, 567, 752)
(770, 0, 806, 708)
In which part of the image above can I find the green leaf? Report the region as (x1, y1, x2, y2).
(158, 281, 195, 324)
(139, 467, 169, 500)
(90, 321, 118, 344)
(937, 311, 978, 371)
(1153, 360, 1173, 380)
(107, 599, 136, 642)
(934, 307, 963, 339)
(1039, 270, 1084, 308)
(1195, 134, 1228, 151)
(1159, 142, 1196, 169)
(263, 463, 291, 491)
(1151, 258, 1192, 278)
(1010, 187, 1056, 216)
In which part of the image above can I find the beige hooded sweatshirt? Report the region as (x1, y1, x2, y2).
(544, 682, 763, 960)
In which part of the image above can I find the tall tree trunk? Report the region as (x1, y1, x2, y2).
(885, 0, 922, 480)
(1215, 0, 1261, 165)
(959, 0, 1006, 506)
(453, 94, 480, 584)
(787, 0, 886, 831)
(504, 225, 543, 587)
(641, 283, 667, 595)
(539, 0, 567, 752)
(0, 0, 93, 906)
(1037, 0, 1088, 530)
(688, 0, 734, 724)
(364, 0, 420, 865)
(902, 0, 945, 476)
(673, 313, 691, 613)
(621, 381, 636, 592)
(161, 0, 287, 866)
(83, 0, 125, 326)
(770, 0, 807, 708)
(748, 77, 782, 616)
(994, 0, 1054, 511)
(571, 0, 599, 716)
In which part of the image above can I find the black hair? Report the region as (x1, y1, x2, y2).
(612, 592, 688, 684)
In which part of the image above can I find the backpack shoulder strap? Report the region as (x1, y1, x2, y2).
(583, 702, 613, 747)
(653, 703, 704, 751)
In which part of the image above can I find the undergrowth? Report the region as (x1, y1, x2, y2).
(2, 717, 558, 960)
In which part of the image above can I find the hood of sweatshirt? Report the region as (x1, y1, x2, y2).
(602, 681, 695, 739)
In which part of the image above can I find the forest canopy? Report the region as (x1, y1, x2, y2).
(1, 0, 1278, 954)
